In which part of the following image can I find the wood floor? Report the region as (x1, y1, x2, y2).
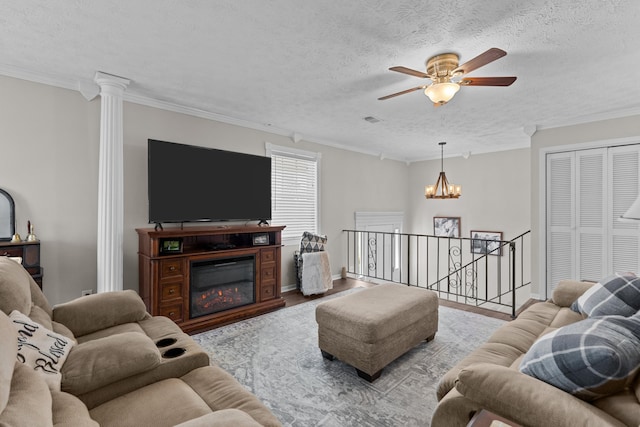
(282, 277, 516, 321)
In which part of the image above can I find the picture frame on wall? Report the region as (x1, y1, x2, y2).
(433, 217, 461, 238)
(470, 230, 503, 256)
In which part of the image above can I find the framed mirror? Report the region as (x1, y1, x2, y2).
(0, 189, 15, 241)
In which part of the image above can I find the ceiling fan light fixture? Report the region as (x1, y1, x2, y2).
(424, 82, 460, 104)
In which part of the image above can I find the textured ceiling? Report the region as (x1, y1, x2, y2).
(1, 1, 640, 161)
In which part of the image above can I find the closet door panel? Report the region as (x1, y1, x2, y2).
(547, 152, 575, 290)
(609, 145, 640, 274)
(576, 149, 606, 282)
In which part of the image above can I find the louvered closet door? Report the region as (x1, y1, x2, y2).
(608, 145, 640, 274)
(546, 144, 640, 297)
(546, 152, 575, 291)
(576, 149, 606, 282)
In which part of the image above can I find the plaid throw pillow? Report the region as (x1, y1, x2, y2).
(299, 232, 327, 253)
(571, 273, 640, 317)
(519, 314, 640, 401)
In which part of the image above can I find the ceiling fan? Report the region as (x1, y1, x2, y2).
(379, 48, 516, 106)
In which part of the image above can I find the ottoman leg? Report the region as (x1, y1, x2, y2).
(356, 368, 382, 382)
(426, 333, 436, 342)
(321, 350, 335, 361)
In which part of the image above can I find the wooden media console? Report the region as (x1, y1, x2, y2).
(137, 225, 286, 333)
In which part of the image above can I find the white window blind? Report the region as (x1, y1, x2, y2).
(266, 143, 320, 243)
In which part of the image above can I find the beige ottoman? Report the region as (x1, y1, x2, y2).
(315, 284, 438, 381)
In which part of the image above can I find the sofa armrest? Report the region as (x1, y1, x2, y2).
(456, 363, 626, 427)
(61, 332, 161, 395)
(53, 290, 148, 337)
(550, 280, 595, 307)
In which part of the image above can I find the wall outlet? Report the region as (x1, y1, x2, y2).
(81, 289, 93, 296)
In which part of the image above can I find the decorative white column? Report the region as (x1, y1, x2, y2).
(94, 72, 130, 293)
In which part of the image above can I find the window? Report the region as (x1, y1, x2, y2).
(266, 143, 320, 243)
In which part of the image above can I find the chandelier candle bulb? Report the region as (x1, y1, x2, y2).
(425, 185, 435, 197)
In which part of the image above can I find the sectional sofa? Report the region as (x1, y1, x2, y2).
(0, 256, 281, 426)
(432, 277, 640, 427)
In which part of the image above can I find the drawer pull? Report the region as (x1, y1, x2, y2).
(169, 266, 176, 271)
(169, 311, 175, 317)
(169, 289, 175, 294)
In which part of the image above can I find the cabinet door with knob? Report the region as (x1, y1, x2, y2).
(155, 258, 186, 322)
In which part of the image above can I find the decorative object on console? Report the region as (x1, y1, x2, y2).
(160, 238, 183, 254)
(433, 216, 460, 237)
(0, 188, 15, 241)
(26, 220, 38, 242)
(252, 233, 269, 246)
(470, 230, 503, 256)
(425, 142, 461, 199)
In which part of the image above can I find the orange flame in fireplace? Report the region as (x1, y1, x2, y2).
(193, 285, 251, 313)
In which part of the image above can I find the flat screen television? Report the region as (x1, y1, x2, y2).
(147, 139, 271, 224)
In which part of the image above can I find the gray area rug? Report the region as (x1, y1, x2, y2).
(192, 288, 505, 426)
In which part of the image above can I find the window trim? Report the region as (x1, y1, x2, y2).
(266, 142, 321, 245)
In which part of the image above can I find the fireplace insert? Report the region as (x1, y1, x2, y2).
(190, 255, 256, 318)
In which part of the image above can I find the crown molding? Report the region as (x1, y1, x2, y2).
(122, 92, 406, 161)
(536, 106, 640, 131)
(408, 140, 531, 164)
(0, 64, 565, 164)
(0, 63, 81, 92)
(0, 64, 409, 163)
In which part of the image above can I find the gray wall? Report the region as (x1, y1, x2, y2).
(1, 75, 409, 304)
(408, 148, 531, 240)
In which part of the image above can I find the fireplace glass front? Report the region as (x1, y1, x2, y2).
(190, 255, 255, 318)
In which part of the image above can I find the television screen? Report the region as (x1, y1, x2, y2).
(148, 139, 271, 224)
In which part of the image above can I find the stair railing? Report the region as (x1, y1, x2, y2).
(342, 229, 531, 318)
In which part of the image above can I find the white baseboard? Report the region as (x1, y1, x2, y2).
(281, 274, 348, 294)
(281, 283, 297, 293)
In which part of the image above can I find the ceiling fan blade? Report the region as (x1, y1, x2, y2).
(451, 48, 506, 76)
(460, 76, 517, 86)
(389, 66, 430, 79)
(378, 86, 426, 100)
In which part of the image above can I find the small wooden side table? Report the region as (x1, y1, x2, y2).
(467, 410, 522, 427)
(0, 240, 43, 288)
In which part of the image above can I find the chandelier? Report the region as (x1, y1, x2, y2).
(425, 142, 461, 199)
